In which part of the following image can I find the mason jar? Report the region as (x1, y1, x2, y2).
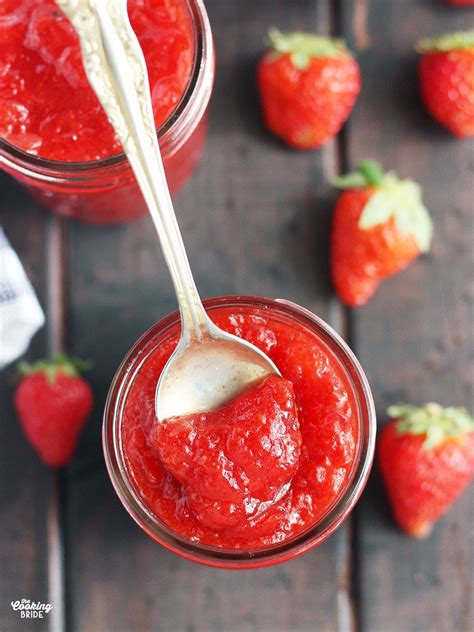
(103, 295, 376, 568)
(0, 0, 214, 224)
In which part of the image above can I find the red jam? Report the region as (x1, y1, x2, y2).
(157, 375, 302, 531)
(122, 308, 359, 549)
(0, 0, 194, 162)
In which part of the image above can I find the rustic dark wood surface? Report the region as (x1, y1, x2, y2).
(0, 1, 472, 631)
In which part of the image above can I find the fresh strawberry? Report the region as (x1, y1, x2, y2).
(257, 28, 360, 149)
(417, 30, 474, 137)
(379, 403, 474, 538)
(14, 354, 93, 467)
(331, 160, 433, 307)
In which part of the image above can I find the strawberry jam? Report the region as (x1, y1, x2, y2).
(121, 306, 359, 549)
(0, 0, 194, 162)
(156, 375, 302, 531)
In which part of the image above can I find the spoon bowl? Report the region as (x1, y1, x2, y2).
(156, 323, 280, 420)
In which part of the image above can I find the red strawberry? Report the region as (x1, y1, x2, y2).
(379, 403, 474, 538)
(257, 28, 360, 149)
(331, 160, 433, 307)
(14, 354, 93, 467)
(417, 30, 474, 137)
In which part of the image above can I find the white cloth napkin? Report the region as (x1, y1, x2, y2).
(0, 227, 45, 369)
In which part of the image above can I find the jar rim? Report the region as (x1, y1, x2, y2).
(0, 0, 214, 178)
(103, 295, 376, 569)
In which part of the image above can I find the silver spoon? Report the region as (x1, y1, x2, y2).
(57, 0, 279, 420)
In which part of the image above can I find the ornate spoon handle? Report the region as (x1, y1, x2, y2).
(56, 0, 212, 336)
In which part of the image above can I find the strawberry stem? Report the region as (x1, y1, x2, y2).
(358, 160, 384, 186)
(333, 159, 385, 189)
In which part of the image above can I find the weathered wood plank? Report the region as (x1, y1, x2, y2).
(0, 175, 51, 632)
(341, 2, 473, 631)
(65, 1, 353, 631)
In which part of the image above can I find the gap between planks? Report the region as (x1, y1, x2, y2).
(46, 217, 69, 632)
(322, 136, 360, 632)
(328, 1, 360, 631)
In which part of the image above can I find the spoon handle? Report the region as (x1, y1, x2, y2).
(56, 0, 211, 337)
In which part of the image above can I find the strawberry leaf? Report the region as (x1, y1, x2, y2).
(333, 172, 369, 189)
(267, 28, 351, 69)
(391, 182, 433, 253)
(417, 29, 474, 54)
(358, 189, 394, 229)
(388, 402, 474, 449)
(17, 353, 93, 383)
(358, 173, 433, 252)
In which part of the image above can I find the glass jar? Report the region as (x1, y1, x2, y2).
(103, 296, 376, 568)
(0, 0, 214, 225)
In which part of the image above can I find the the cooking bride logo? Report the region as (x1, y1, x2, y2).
(11, 599, 52, 619)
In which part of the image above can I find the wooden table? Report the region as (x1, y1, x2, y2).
(1, 1, 472, 631)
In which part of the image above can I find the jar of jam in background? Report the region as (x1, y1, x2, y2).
(103, 296, 376, 569)
(0, 0, 215, 224)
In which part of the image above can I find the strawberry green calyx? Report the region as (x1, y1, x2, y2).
(333, 159, 385, 189)
(18, 353, 92, 383)
(388, 403, 474, 449)
(359, 173, 433, 252)
(267, 28, 351, 69)
(334, 160, 433, 253)
(417, 30, 474, 54)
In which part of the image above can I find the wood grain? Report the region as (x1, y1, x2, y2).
(341, 1, 474, 631)
(1, 0, 472, 630)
